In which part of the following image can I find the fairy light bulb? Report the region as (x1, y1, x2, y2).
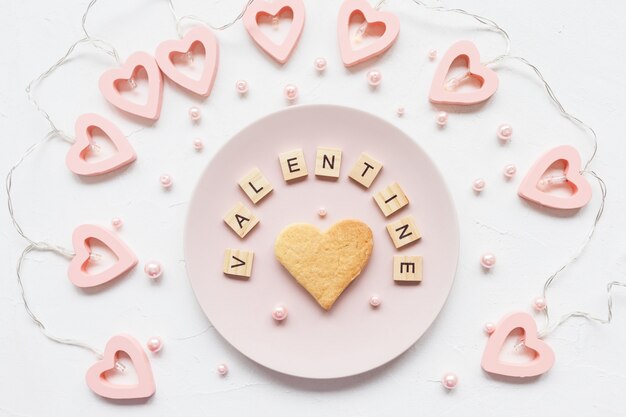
(186, 51, 194, 63)
(272, 16, 280, 29)
(89, 252, 102, 262)
(89, 142, 101, 153)
(114, 361, 126, 372)
(128, 78, 137, 89)
(538, 175, 567, 190)
(444, 73, 470, 91)
(354, 24, 366, 43)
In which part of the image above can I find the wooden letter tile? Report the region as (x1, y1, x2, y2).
(386, 216, 421, 248)
(223, 249, 254, 278)
(349, 153, 383, 188)
(393, 255, 423, 283)
(238, 167, 273, 204)
(374, 182, 409, 217)
(223, 202, 259, 238)
(279, 149, 308, 181)
(315, 147, 342, 178)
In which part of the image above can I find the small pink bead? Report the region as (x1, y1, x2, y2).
(317, 207, 327, 217)
(480, 253, 496, 269)
(497, 123, 513, 141)
(396, 106, 405, 117)
(442, 372, 458, 389)
(428, 49, 437, 60)
(235, 79, 248, 94)
(503, 164, 517, 179)
(217, 363, 228, 376)
(284, 84, 298, 102)
(160, 174, 173, 188)
(189, 106, 201, 122)
(314, 57, 327, 72)
(369, 295, 382, 308)
(272, 305, 288, 321)
(472, 178, 486, 192)
(193, 138, 204, 151)
(146, 337, 163, 353)
(435, 111, 448, 126)
(484, 322, 496, 335)
(111, 217, 123, 229)
(366, 70, 382, 87)
(144, 261, 163, 279)
(533, 296, 547, 311)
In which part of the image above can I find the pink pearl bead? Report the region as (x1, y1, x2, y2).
(396, 106, 405, 117)
(435, 111, 448, 126)
(472, 178, 486, 192)
(235, 79, 248, 94)
(442, 372, 458, 389)
(272, 305, 288, 321)
(160, 174, 173, 188)
(369, 295, 382, 307)
(533, 296, 547, 311)
(111, 217, 123, 229)
(314, 57, 327, 72)
(193, 138, 204, 151)
(144, 261, 163, 279)
(428, 49, 437, 60)
(366, 70, 382, 87)
(189, 106, 201, 122)
(318, 207, 327, 217)
(497, 123, 513, 141)
(480, 253, 496, 269)
(146, 336, 163, 353)
(503, 164, 517, 179)
(217, 363, 228, 376)
(484, 322, 496, 335)
(284, 84, 298, 102)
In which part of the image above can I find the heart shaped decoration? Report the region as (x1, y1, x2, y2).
(68, 224, 138, 288)
(429, 40, 499, 105)
(337, 0, 400, 67)
(99, 51, 164, 120)
(66, 113, 136, 176)
(86, 334, 155, 400)
(274, 220, 373, 310)
(243, 0, 305, 64)
(155, 26, 219, 97)
(518, 145, 592, 210)
(482, 312, 555, 378)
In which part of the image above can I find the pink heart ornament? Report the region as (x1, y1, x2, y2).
(429, 40, 499, 105)
(243, 0, 305, 64)
(86, 334, 156, 400)
(518, 145, 592, 210)
(337, 0, 400, 67)
(155, 26, 219, 97)
(482, 312, 555, 378)
(68, 224, 138, 288)
(99, 51, 164, 120)
(66, 113, 136, 176)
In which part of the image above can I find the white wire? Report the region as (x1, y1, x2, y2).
(167, 0, 256, 38)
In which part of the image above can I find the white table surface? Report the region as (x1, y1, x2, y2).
(1, 1, 626, 416)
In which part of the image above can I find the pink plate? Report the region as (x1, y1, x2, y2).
(184, 105, 459, 379)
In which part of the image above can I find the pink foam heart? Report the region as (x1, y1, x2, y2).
(482, 312, 555, 378)
(99, 51, 164, 120)
(518, 145, 592, 210)
(429, 40, 499, 105)
(68, 224, 138, 288)
(243, 0, 305, 64)
(86, 334, 156, 400)
(66, 113, 136, 176)
(155, 26, 219, 97)
(337, 0, 400, 67)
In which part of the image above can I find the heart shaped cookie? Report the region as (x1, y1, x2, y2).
(274, 220, 373, 310)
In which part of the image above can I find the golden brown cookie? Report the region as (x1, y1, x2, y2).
(274, 220, 374, 310)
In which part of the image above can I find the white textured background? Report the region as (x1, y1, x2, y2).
(2, 0, 626, 416)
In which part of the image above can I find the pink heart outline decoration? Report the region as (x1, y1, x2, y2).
(86, 334, 156, 400)
(99, 51, 164, 120)
(429, 40, 499, 105)
(337, 0, 400, 67)
(518, 145, 592, 210)
(66, 113, 137, 176)
(481, 312, 555, 378)
(243, 0, 305, 64)
(68, 224, 138, 288)
(155, 26, 219, 97)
